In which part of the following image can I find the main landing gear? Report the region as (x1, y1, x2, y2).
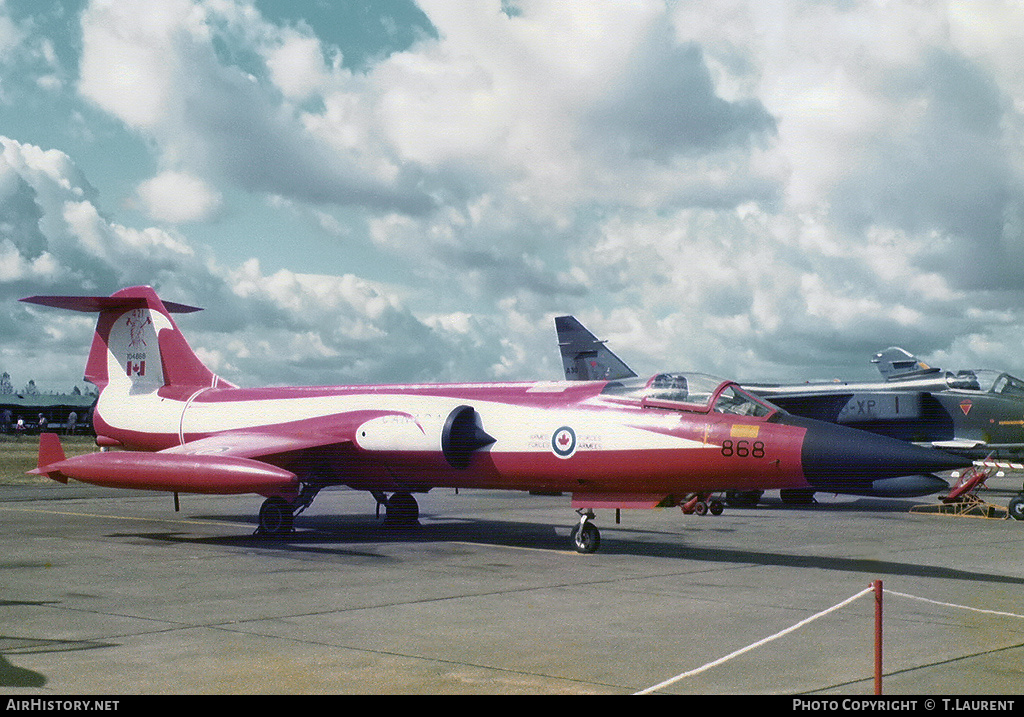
(254, 484, 321, 536)
(683, 494, 725, 516)
(255, 488, 424, 537)
(373, 491, 421, 526)
(257, 496, 294, 535)
(725, 489, 763, 507)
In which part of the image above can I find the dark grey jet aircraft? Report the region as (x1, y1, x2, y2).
(553, 317, 1024, 518)
(752, 346, 1024, 458)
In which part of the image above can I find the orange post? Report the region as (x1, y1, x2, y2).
(874, 580, 883, 695)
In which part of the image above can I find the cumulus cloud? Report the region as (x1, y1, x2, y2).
(264, 29, 335, 102)
(583, 22, 776, 160)
(135, 171, 222, 223)
(6, 0, 1024, 394)
(1, 135, 510, 391)
(77, 0, 432, 214)
(0, 4, 66, 99)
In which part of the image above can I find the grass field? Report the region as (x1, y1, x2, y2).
(0, 435, 99, 485)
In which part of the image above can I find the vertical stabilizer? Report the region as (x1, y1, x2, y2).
(20, 286, 231, 393)
(871, 347, 938, 380)
(555, 315, 637, 381)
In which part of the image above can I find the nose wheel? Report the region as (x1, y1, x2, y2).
(570, 509, 601, 553)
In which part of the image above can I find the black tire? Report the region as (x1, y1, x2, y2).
(725, 490, 762, 507)
(385, 492, 420, 525)
(781, 489, 816, 505)
(258, 497, 294, 535)
(1009, 494, 1024, 521)
(709, 500, 724, 516)
(570, 522, 600, 553)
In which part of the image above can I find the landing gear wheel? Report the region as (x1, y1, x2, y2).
(384, 492, 420, 526)
(725, 490, 762, 507)
(781, 489, 817, 505)
(257, 497, 294, 536)
(1009, 494, 1024, 521)
(570, 521, 601, 554)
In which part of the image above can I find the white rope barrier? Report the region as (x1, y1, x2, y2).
(883, 589, 1024, 621)
(634, 584, 1024, 695)
(634, 585, 875, 695)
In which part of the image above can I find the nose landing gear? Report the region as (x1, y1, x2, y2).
(570, 508, 601, 553)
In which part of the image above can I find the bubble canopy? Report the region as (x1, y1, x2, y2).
(945, 369, 1024, 396)
(600, 372, 777, 417)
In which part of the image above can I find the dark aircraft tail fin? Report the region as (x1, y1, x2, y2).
(555, 315, 637, 381)
(871, 347, 938, 380)
(21, 286, 235, 394)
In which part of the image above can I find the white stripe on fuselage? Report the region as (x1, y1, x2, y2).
(96, 387, 714, 453)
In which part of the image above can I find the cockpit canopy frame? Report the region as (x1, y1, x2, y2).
(946, 369, 1024, 397)
(601, 372, 777, 418)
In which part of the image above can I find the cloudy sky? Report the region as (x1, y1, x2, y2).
(3, 0, 1024, 394)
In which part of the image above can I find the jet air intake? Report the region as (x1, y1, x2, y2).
(442, 405, 496, 469)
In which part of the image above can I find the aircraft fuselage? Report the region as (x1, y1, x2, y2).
(92, 379, 813, 496)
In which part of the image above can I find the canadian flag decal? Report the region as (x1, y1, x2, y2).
(127, 360, 146, 377)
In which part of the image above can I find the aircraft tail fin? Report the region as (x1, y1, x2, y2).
(21, 286, 234, 394)
(871, 347, 939, 380)
(555, 315, 637, 381)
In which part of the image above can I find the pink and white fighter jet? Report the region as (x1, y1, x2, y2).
(21, 286, 969, 552)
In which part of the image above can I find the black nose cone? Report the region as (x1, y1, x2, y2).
(784, 414, 973, 488)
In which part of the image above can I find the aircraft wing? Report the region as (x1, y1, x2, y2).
(929, 440, 1024, 460)
(930, 439, 986, 450)
(169, 409, 419, 458)
(164, 422, 352, 460)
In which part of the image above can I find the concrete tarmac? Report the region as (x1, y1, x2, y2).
(2, 480, 1023, 695)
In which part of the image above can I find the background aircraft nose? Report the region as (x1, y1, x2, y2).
(782, 414, 973, 487)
